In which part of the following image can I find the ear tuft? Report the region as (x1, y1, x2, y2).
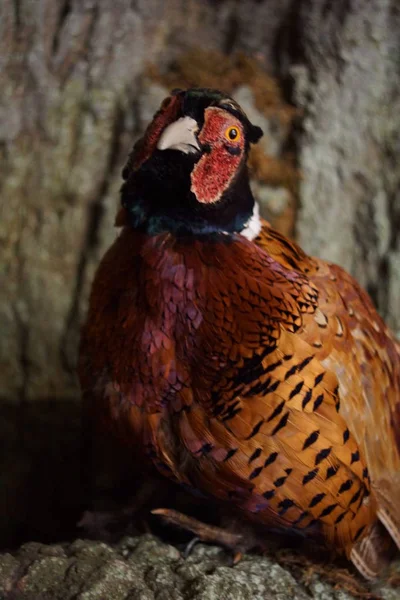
(249, 125, 263, 144)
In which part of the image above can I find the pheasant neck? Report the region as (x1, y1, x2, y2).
(120, 160, 256, 238)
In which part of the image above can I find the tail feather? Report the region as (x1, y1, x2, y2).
(350, 521, 395, 580)
(374, 479, 400, 549)
(378, 507, 400, 549)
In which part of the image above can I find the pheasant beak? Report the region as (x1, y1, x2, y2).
(157, 117, 201, 155)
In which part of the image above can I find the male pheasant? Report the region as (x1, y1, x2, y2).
(79, 88, 400, 579)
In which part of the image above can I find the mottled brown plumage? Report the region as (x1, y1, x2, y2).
(79, 88, 400, 579)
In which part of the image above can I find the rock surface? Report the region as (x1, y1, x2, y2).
(1, 535, 399, 600)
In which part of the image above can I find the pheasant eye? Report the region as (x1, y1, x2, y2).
(225, 126, 241, 142)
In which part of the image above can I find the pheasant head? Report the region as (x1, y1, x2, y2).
(120, 88, 263, 236)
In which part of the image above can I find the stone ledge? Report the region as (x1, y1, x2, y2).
(1, 535, 399, 600)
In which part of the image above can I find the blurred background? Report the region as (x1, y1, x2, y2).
(0, 0, 399, 550)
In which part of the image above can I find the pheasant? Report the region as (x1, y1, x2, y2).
(79, 88, 400, 579)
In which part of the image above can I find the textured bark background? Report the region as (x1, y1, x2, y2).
(0, 0, 399, 551)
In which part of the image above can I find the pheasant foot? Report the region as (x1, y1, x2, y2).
(152, 507, 246, 562)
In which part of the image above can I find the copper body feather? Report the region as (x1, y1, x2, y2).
(80, 222, 400, 571)
(79, 89, 400, 579)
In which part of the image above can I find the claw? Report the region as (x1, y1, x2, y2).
(182, 536, 201, 558)
(232, 551, 243, 566)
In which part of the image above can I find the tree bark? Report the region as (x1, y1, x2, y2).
(284, 0, 400, 335)
(0, 0, 399, 546)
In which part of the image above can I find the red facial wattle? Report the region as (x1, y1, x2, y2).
(190, 107, 245, 204)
